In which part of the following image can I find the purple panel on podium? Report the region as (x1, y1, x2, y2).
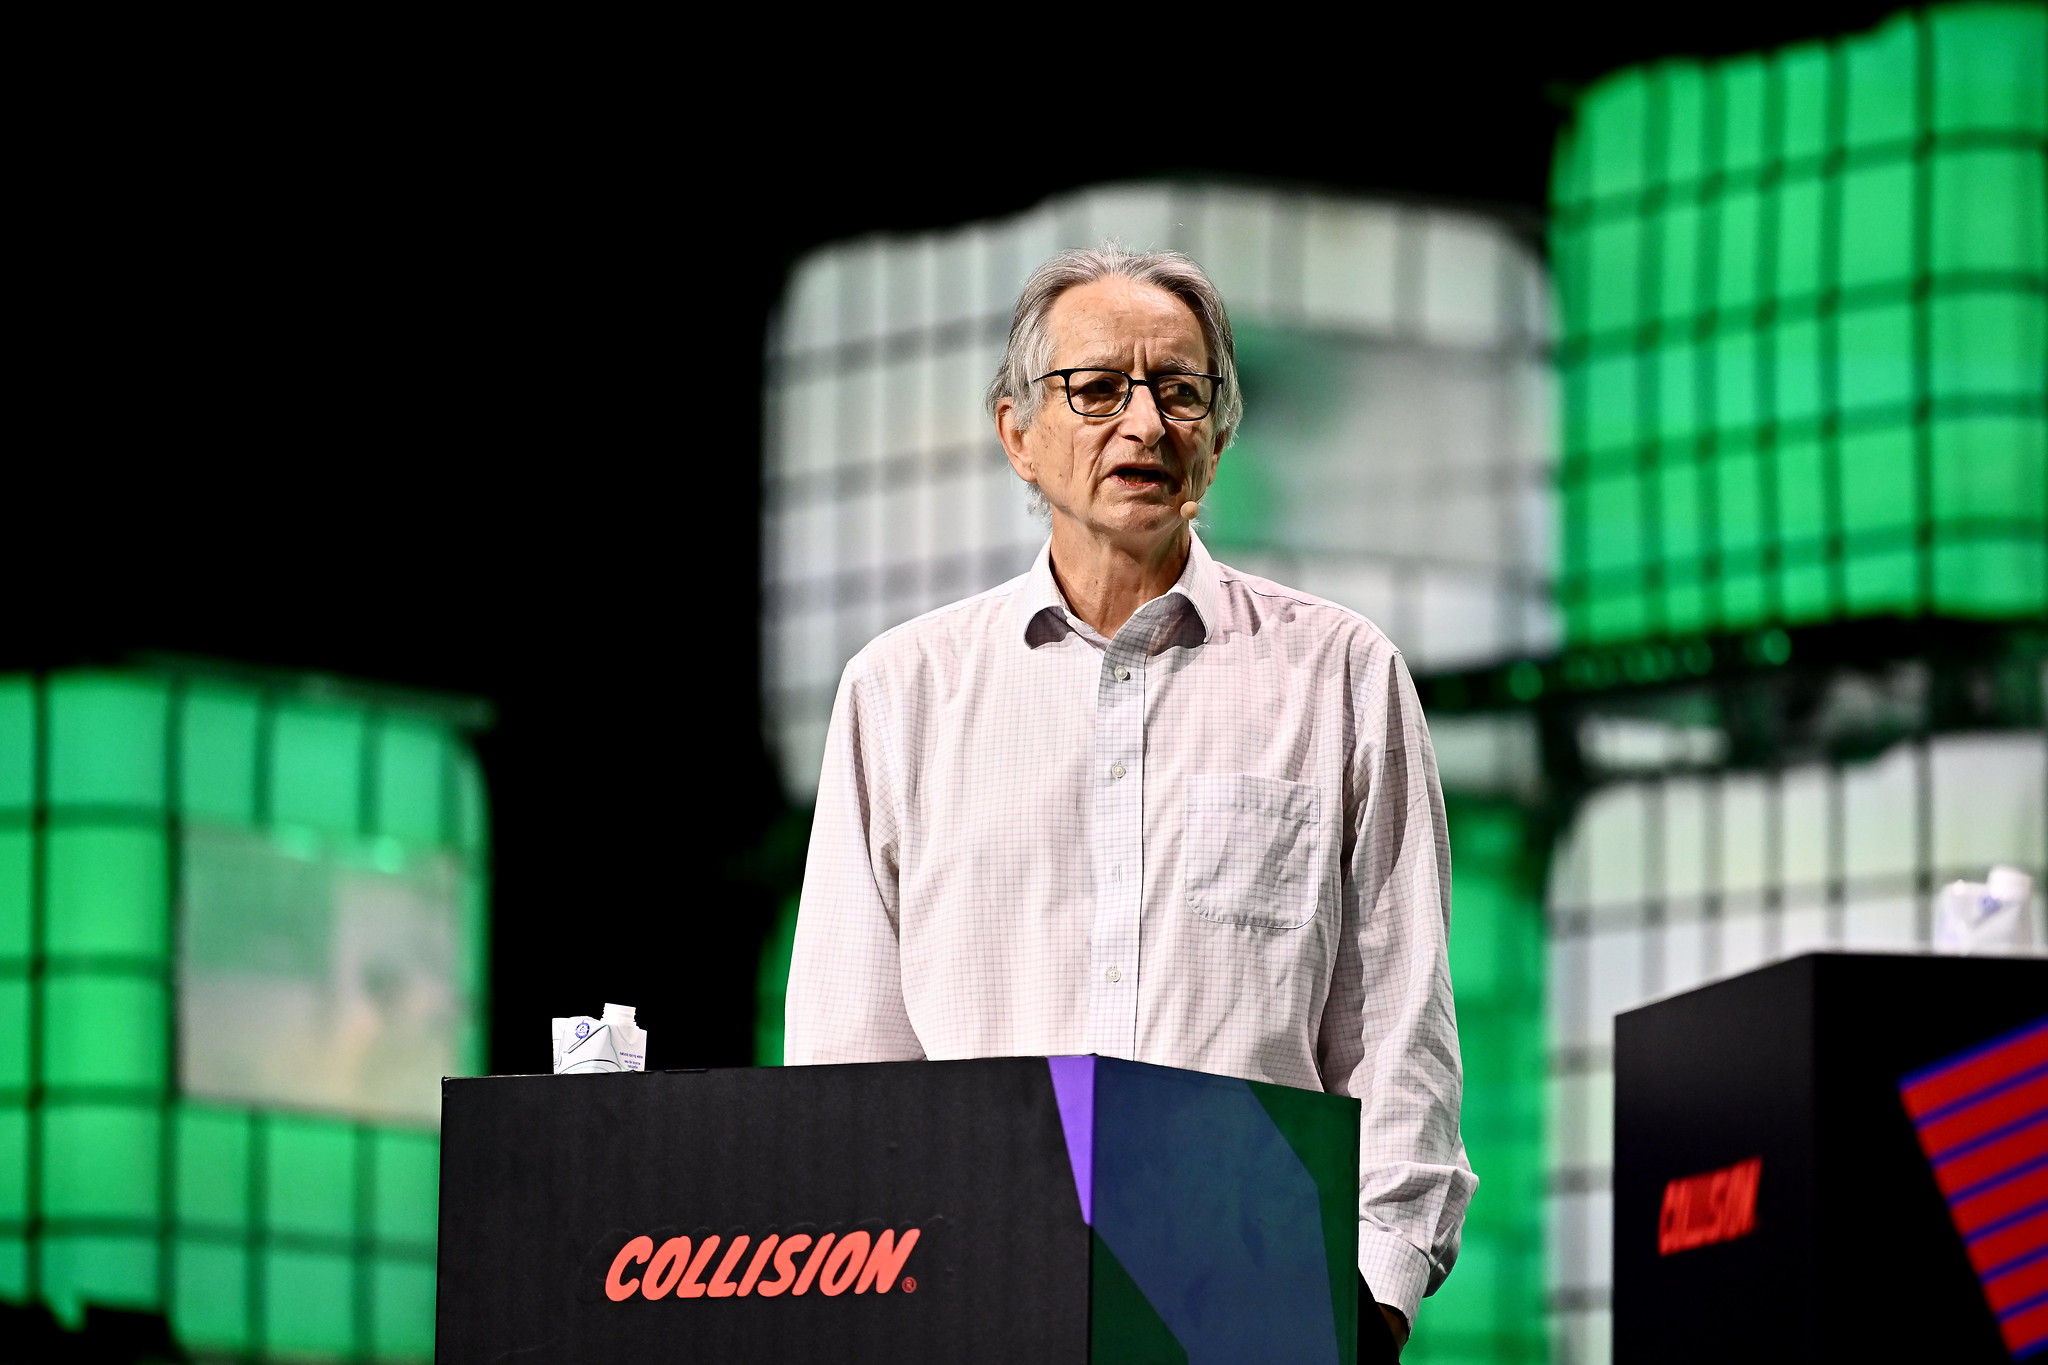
(1048, 1055, 1097, 1225)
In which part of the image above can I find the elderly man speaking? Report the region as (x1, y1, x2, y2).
(785, 246, 1473, 1355)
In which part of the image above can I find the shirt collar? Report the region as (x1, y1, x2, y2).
(1014, 531, 1220, 648)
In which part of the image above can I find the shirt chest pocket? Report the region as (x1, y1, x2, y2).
(1183, 774, 1323, 930)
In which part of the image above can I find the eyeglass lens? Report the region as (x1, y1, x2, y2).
(1064, 370, 1215, 420)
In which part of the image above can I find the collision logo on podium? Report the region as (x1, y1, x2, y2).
(1658, 1156, 1762, 1255)
(605, 1227, 922, 1301)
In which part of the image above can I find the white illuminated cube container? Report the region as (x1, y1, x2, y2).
(762, 180, 1557, 803)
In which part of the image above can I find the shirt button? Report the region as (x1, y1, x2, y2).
(1113, 665, 1130, 682)
(1111, 763, 1126, 780)
(1106, 967, 1122, 983)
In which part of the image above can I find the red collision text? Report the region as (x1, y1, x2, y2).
(1658, 1157, 1762, 1256)
(605, 1228, 922, 1302)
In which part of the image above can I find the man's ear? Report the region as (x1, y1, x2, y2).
(997, 397, 1037, 485)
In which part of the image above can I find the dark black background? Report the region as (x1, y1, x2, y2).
(15, 7, 1905, 1075)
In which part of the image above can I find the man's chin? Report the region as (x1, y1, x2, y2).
(1067, 504, 1186, 545)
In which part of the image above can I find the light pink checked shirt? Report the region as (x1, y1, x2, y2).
(785, 532, 1474, 1320)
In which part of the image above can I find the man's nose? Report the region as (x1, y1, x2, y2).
(1121, 381, 1167, 442)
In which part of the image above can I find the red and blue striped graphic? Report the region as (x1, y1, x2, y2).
(1901, 1016, 2048, 1360)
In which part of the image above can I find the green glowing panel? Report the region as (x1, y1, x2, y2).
(41, 1104, 159, 1219)
(371, 1129, 439, 1246)
(0, 1108, 25, 1222)
(263, 1246, 353, 1357)
(43, 1105, 159, 1219)
(47, 674, 167, 812)
(0, 1234, 23, 1300)
(176, 1105, 251, 1229)
(174, 1239, 249, 1351)
(265, 1116, 356, 1239)
(754, 893, 800, 1066)
(453, 749, 487, 855)
(272, 704, 364, 836)
(0, 829, 28, 960)
(375, 721, 445, 846)
(1552, 4, 2048, 645)
(42, 974, 167, 1091)
(1406, 799, 1548, 1365)
(44, 825, 168, 959)
(372, 1259, 437, 1360)
(0, 680, 30, 812)
(179, 687, 260, 826)
(40, 1233, 157, 1323)
(0, 981, 25, 1093)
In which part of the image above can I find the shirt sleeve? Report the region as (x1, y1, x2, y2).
(783, 654, 926, 1064)
(1317, 648, 1477, 1325)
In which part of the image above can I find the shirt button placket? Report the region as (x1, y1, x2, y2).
(1091, 632, 1145, 1056)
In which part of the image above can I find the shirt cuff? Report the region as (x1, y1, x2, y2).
(1358, 1225, 1433, 1327)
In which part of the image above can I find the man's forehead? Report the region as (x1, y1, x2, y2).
(1047, 277, 1207, 361)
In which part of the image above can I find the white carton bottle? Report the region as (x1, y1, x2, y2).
(551, 1003, 649, 1074)
(603, 1003, 647, 1071)
(1934, 866, 2036, 954)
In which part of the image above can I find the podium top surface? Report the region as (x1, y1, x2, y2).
(1615, 949, 2046, 1021)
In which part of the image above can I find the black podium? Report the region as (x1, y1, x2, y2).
(1613, 952, 2048, 1363)
(436, 1055, 1367, 1363)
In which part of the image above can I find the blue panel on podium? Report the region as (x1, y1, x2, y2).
(1088, 1059, 1343, 1364)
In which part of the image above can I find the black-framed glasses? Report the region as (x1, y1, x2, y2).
(1033, 368, 1223, 421)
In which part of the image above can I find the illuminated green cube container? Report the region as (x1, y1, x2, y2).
(1552, 3, 2048, 646)
(0, 668, 487, 1361)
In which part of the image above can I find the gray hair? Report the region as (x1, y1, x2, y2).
(986, 244, 1244, 442)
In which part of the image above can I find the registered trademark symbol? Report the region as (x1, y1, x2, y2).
(901, 1277, 917, 1293)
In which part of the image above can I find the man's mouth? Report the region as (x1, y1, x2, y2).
(1108, 465, 1176, 491)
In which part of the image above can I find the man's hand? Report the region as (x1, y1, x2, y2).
(1379, 1304, 1410, 1355)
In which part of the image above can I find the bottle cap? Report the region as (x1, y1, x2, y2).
(1987, 866, 2033, 904)
(602, 1003, 637, 1028)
